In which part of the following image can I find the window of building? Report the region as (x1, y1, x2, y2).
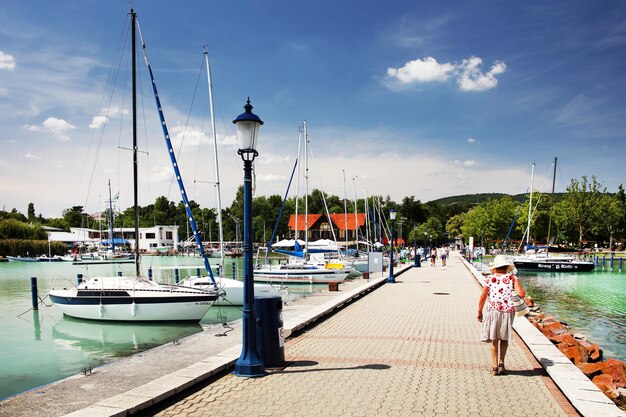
(166, 231, 173, 239)
(145, 233, 156, 239)
(319, 222, 331, 240)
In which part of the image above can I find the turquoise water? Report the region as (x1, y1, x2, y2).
(519, 267, 625, 363)
(0, 256, 320, 400)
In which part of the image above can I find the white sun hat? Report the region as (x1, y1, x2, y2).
(490, 255, 515, 272)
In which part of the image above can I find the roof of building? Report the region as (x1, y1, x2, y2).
(287, 213, 366, 231)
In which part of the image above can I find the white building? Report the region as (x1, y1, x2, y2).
(48, 225, 179, 252)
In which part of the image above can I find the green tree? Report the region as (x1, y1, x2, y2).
(27, 203, 36, 222)
(554, 176, 605, 244)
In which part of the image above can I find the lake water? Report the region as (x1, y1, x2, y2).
(0, 256, 320, 400)
(518, 266, 625, 364)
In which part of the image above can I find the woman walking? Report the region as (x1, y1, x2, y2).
(477, 255, 525, 375)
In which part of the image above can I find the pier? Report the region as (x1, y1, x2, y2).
(2, 253, 624, 416)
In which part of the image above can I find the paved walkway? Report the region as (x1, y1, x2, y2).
(148, 255, 578, 417)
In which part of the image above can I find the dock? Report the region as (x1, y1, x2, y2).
(2, 253, 624, 417)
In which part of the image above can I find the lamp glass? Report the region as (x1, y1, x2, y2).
(390, 209, 397, 220)
(236, 120, 259, 151)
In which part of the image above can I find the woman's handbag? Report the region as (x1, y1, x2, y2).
(511, 289, 529, 317)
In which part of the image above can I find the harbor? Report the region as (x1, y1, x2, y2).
(1, 254, 625, 416)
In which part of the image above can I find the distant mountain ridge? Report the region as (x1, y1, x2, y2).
(429, 192, 565, 206)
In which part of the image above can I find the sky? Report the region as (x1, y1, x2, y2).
(1, 0, 625, 218)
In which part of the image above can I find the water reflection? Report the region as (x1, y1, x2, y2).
(52, 317, 203, 357)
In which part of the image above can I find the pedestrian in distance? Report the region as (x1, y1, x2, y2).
(441, 247, 447, 267)
(477, 255, 525, 375)
(430, 248, 437, 266)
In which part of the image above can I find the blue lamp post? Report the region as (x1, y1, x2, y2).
(233, 98, 265, 378)
(423, 231, 428, 259)
(387, 209, 396, 283)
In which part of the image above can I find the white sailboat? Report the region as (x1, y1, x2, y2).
(510, 161, 594, 272)
(254, 121, 353, 284)
(49, 9, 218, 322)
(177, 49, 283, 304)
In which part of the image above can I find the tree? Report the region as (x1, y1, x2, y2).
(555, 176, 605, 244)
(62, 206, 91, 229)
(27, 203, 36, 222)
(593, 193, 624, 249)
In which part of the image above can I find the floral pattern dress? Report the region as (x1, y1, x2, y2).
(481, 272, 516, 342)
(484, 273, 515, 313)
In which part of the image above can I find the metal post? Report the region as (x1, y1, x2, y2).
(148, 267, 153, 280)
(232, 262, 236, 279)
(610, 253, 614, 270)
(77, 273, 83, 285)
(197, 268, 201, 277)
(234, 158, 265, 377)
(620, 258, 623, 272)
(30, 277, 38, 310)
(387, 225, 395, 283)
(175, 269, 180, 284)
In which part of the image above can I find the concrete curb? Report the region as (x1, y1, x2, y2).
(460, 255, 625, 417)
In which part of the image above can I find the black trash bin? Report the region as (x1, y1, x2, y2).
(254, 295, 285, 368)
(414, 254, 421, 267)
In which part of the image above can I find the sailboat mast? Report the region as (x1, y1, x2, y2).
(108, 179, 115, 253)
(547, 157, 557, 245)
(295, 128, 302, 241)
(131, 9, 140, 277)
(352, 177, 358, 249)
(526, 163, 535, 250)
(342, 170, 348, 249)
(204, 49, 225, 274)
(304, 120, 309, 258)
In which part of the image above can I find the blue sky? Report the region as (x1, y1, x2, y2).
(1, 1, 625, 217)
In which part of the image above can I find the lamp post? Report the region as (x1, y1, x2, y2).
(423, 231, 427, 258)
(413, 225, 419, 267)
(233, 98, 265, 378)
(387, 209, 396, 283)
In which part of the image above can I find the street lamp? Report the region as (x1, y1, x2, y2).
(233, 98, 265, 378)
(387, 208, 397, 283)
(413, 225, 420, 267)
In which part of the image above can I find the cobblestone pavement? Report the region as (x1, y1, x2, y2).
(150, 256, 579, 417)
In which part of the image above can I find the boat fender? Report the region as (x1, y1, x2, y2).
(99, 304, 104, 319)
(131, 302, 137, 317)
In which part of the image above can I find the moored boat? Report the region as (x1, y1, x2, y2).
(49, 9, 219, 322)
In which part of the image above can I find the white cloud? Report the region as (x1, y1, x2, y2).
(467, 137, 476, 144)
(89, 116, 108, 129)
(256, 173, 287, 183)
(24, 153, 42, 160)
(22, 117, 76, 141)
(0, 51, 16, 70)
(89, 107, 129, 129)
(385, 57, 455, 88)
(453, 159, 477, 167)
(457, 57, 507, 92)
(384, 55, 506, 92)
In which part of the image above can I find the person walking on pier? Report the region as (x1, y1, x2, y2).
(441, 247, 447, 267)
(477, 255, 525, 375)
(430, 248, 437, 266)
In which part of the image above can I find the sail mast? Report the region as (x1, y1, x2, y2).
(526, 163, 535, 251)
(131, 9, 141, 277)
(342, 170, 348, 249)
(204, 49, 225, 274)
(136, 15, 216, 287)
(108, 179, 115, 253)
(304, 120, 308, 259)
(547, 157, 557, 245)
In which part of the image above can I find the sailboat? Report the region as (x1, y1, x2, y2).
(49, 9, 218, 322)
(511, 161, 594, 272)
(177, 49, 283, 305)
(254, 121, 354, 284)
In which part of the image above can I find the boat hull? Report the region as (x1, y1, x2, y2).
(253, 267, 350, 284)
(512, 259, 595, 272)
(49, 288, 216, 322)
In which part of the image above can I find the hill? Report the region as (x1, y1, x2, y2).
(429, 192, 566, 207)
